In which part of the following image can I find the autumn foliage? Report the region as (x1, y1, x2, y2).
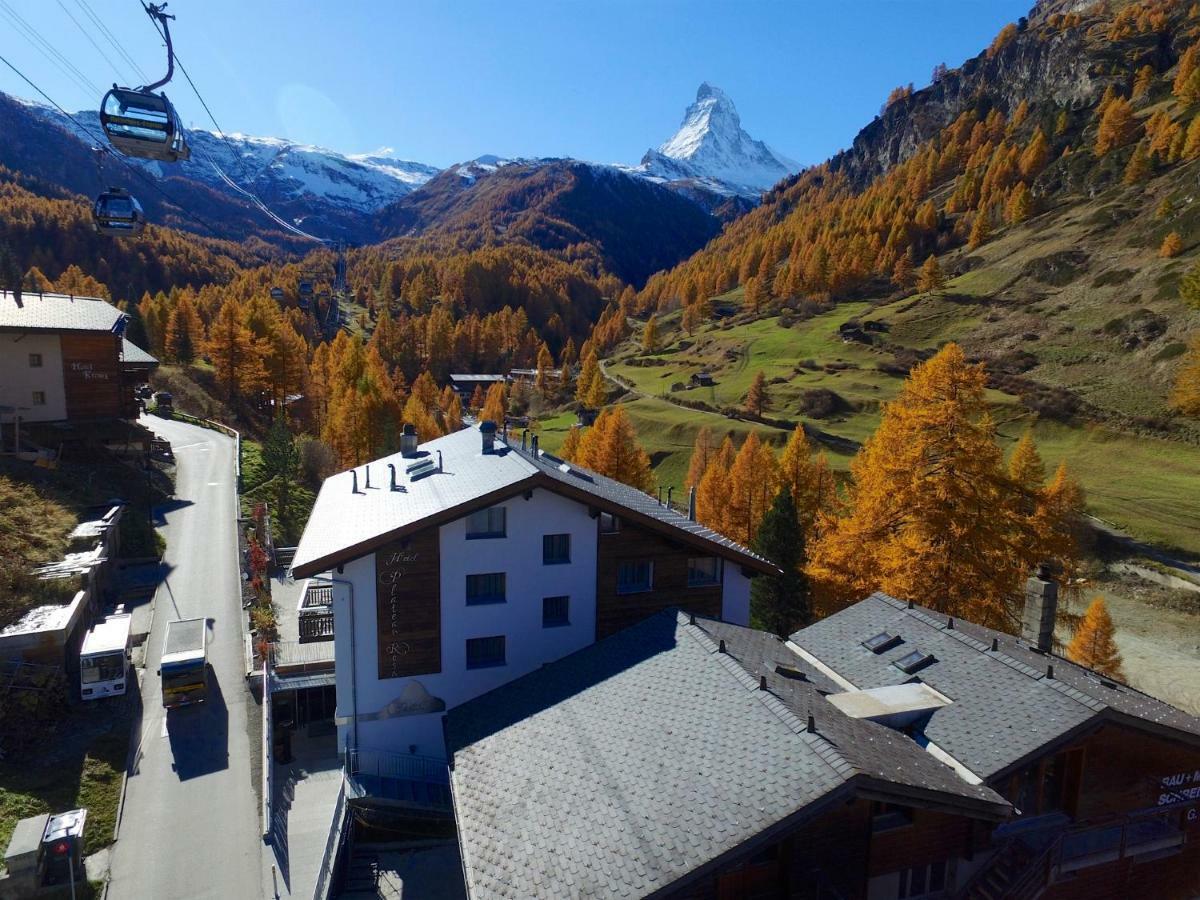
(1066, 597, 1125, 679)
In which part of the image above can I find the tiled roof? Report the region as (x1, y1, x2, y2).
(291, 425, 776, 578)
(790, 592, 1200, 780)
(0, 291, 125, 332)
(446, 611, 1009, 900)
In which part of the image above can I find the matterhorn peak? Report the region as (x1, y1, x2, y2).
(638, 83, 797, 197)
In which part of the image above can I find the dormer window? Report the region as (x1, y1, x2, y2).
(862, 631, 901, 654)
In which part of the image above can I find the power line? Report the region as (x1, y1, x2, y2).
(74, 0, 149, 85)
(0, 49, 225, 240)
(0, 0, 100, 98)
(55, 0, 132, 86)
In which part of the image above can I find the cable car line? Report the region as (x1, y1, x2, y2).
(0, 0, 100, 99)
(134, 0, 325, 242)
(55, 0, 132, 87)
(0, 50, 223, 239)
(74, 0, 149, 85)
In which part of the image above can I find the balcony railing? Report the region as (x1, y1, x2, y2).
(299, 611, 334, 642)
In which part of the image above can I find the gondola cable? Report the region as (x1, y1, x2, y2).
(54, 0, 134, 87)
(0, 50, 224, 239)
(75, 0, 149, 85)
(0, 0, 100, 99)
(135, 0, 329, 244)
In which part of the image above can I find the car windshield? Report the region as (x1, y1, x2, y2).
(81, 652, 124, 684)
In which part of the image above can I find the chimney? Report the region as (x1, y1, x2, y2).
(688, 486, 697, 521)
(351, 469, 359, 493)
(667, 486, 674, 509)
(480, 420, 497, 454)
(1021, 563, 1058, 652)
(437, 450, 443, 472)
(364, 465, 372, 489)
(531, 434, 539, 456)
(400, 423, 418, 457)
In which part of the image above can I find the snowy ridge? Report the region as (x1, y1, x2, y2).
(632, 82, 798, 197)
(22, 99, 439, 213)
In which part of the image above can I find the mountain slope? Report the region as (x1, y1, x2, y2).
(374, 159, 722, 286)
(607, 0, 1200, 552)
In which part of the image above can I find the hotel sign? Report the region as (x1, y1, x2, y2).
(375, 530, 441, 679)
(1158, 769, 1200, 807)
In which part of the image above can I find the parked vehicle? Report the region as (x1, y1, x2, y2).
(80, 614, 133, 700)
(160, 618, 207, 708)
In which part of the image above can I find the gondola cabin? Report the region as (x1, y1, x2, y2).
(100, 88, 190, 163)
(92, 189, 145, 237)
(298, 281, 313, 310)
(270, 287, 285, 303)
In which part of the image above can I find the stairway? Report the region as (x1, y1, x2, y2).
(960, 838, 1049, 900)
(338, 848, 380, 897)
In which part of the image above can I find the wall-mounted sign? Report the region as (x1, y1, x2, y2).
(375, 530, 440, 679)
(1157, 769, 1200, 807)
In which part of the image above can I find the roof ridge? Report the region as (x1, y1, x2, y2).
(679, 614, 861, 783)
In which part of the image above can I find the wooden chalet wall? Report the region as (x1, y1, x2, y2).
(594, 520, 722, 639)
(59, 333, 127, 420)
(375, 528, 441, 679)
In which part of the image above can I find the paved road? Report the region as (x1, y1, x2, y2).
(108, 417, 262, 900)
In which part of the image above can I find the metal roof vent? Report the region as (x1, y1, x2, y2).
(480, 420, 496, 453)
(406, 457, 436, 481)
(892, 649, 935, 674)
(862, 631, 901, 654)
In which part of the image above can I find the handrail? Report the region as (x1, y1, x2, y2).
(261, 660, 272, 840)
(312, 773, 349, 900)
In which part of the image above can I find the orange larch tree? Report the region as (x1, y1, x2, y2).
(1066, 597, 1125, 679)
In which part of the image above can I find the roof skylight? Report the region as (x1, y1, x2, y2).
(893, 649, 935, 674)
(862, 631, 901, 654)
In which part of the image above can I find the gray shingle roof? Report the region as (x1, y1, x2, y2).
(121, 338, 157, 365)
(0, 291, 124, 332)
(292, 425, 776, 578)
(790, 592, 1200, 781)
(446, 610, 1009, 900)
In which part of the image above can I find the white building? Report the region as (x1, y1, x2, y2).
(291, 422, 778, 761)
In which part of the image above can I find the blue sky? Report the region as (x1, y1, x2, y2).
(1, 0, 1027, 169)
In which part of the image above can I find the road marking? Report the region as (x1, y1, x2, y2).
(160, 717, 168, 739)
(171, 442, 210, 451)
(207, 482, 223, 486)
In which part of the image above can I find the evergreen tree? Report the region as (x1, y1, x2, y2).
(808, 344, 1044, 626)
(684, 427, 715, 491)
(746, 371, 771, 417)
(778, 425, 837, 538)
(1170, 335, 1200, 416)
(166, 295, 202, 365)
(726, 432, 781, 545)
(574, 405, 654, 492)
(1159, 231, 1184, 258)
(1006, 183, 1033, 224)
(1066, 597, 1125, 679)
(750, 489, 811, 636)
(480, 381, 507, 424)
(122, 299, 149, 350)
(917, 255, 946, 293)
(1180, 259, 1200, 309)
(262, 413, 299, 536)
(1095, 96, 1138, 155)
(642, 315, 660, 353)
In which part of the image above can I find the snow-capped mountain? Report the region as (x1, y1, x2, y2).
(630, 82, 798, 198)
(17, 96, 439, 225)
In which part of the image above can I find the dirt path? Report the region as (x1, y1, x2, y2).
(1100, 589, 1200, 715)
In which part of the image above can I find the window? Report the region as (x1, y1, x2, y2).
(466, 635, 505, 669)
(466, 572, 506, 605)
(871, 801, 913, 832)
(542, 533, 570, 565)
(599, 512, 620, 533)
(862, 631, 902, 653)
(31, 391, 46, 406)
(616, 560, 652, 594)
(542, 595, 569, 627)
(687, 557, 722, 586)
(893, 648, 934, 674)
(896, 860, 946, 898)
(465, 506, 506, 539)
(28, 353, 42, 368)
